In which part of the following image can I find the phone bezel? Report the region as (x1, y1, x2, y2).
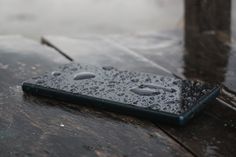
(22, 82, 220, 125)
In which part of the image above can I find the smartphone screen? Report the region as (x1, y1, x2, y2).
(22, 63, 219, 125)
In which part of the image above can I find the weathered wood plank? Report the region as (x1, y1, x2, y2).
(0, 36, 192, 157)
(158, 100, 236, 157)
(42, 35, 236, 157)
(42, 36, 171, 76)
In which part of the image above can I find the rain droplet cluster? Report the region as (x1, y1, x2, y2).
(27, 63, 215, 115)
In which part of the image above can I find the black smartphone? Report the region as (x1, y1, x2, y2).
(22, 63, 220, 125)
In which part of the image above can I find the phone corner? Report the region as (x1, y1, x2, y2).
(177, 115, 189, 126)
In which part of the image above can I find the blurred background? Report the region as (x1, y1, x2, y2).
(0, 0, 235, 94)
(0, 0, 184, 39)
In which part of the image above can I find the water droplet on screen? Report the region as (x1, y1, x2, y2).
(141, 83, 176, 93)
(130, 87, 160, 96)
(102, 66, 114, 70)
(27, 63, 217, 115)
(117, 93, 125, 96)
(131, 78, 139, 82)
(51, 71, 61, 76)
(73, 72, 96, 80)
(36, 79, 44, 84)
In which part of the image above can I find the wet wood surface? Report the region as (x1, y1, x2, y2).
(0, 36, 193, 157)
(42, 34, 236, 157)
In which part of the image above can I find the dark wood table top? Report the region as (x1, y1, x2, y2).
(0, 30, 235, 157)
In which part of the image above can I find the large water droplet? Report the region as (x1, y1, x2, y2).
(73, 72, 96, 80)
(51, 71, 61, 76)
(141, 83, 176, 93)
(131, 78, 139, 82)
(130, 87, 160, 96)
(102, 66, 114, 70)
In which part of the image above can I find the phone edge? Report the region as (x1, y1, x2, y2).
(22, 82, 220, 126)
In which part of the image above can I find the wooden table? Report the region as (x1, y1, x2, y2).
(0, 31, 235, 157)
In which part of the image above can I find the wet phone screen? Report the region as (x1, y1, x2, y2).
(22, 63, 220, 125)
